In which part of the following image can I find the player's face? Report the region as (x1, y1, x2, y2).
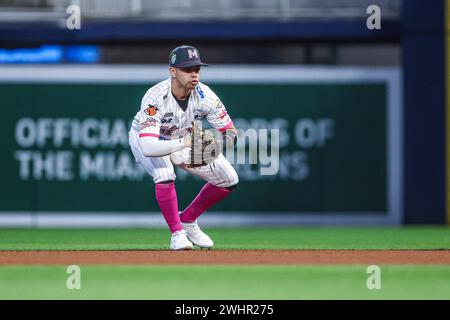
(172, 66, 201, 91)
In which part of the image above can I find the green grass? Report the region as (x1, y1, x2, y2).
(0, 265, 449, 299)
(0, 227, 449, 250)
(1, 227, 449, 300)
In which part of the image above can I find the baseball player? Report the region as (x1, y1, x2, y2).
(129, 45, 238, 250)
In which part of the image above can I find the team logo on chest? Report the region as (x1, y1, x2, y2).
(144, 105, 158, 116)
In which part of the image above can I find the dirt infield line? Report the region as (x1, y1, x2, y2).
(0, 250, 449, 265)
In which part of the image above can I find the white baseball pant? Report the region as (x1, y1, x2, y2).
(129, 130, 239, 187)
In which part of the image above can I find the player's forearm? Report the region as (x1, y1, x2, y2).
(139, 137, 185, 157)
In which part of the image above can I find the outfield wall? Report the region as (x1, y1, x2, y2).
(0, 65, 402, 227)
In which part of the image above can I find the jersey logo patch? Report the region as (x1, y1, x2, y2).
(215, 99, 224, 109)
(144, 105, 158, 116)
(140, 119, 157, 130)
(219, 110, 228, 119)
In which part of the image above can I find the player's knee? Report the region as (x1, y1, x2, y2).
(211, 174, 238, 189)
(153, 170, 176, 184)
(224, 174, 239, 190)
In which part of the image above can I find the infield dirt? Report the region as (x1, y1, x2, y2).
(0, 250, 449, 265)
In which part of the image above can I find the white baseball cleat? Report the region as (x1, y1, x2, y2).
(181, 220, 214, 249)
(170, 230, 193, 250)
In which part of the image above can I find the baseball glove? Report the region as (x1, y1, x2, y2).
(170, 122, 221, 168)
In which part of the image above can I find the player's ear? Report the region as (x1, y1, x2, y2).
(169, 67, 177, 78)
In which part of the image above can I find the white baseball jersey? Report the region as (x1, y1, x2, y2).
(129, 78, 238, 187)
(130, 78, 233, 141)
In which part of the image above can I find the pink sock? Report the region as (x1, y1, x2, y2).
(180, 183, 232, 223)
(155, 182, 183, 234)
